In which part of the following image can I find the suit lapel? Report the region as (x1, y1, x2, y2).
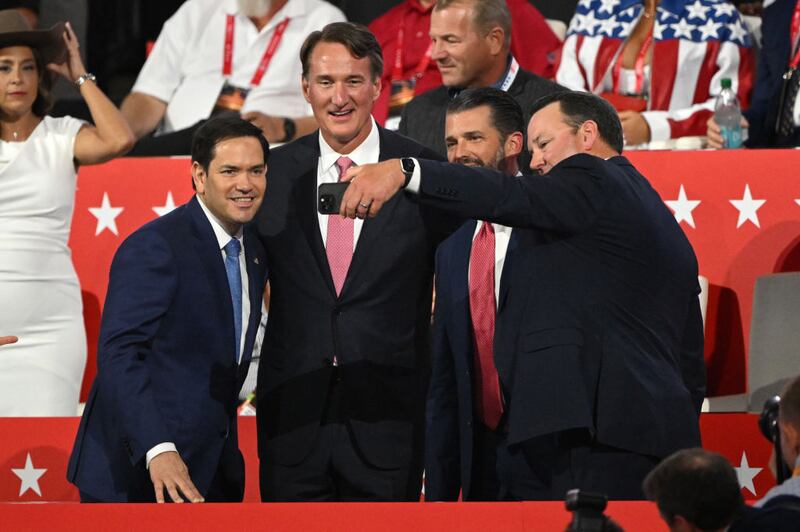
(340, 128, 405, 296)
(240, 228, 267, 381)
(497, 229, 517, 314)
(188, 197, 236, 355)
(450, 221, 476, 307)
(290, 138, 338, 298)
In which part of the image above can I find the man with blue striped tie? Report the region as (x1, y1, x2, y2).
(68, 116, 269, 503)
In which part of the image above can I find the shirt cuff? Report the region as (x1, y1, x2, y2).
(146, 442, 178, 469)
(405, 157, 422, 194)
(641, 111, 670, 143)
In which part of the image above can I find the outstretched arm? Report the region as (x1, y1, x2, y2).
(48, 22, 134, 165)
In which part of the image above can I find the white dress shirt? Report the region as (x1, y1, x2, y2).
(132, 0, 345, 134)
(146, 195, 251, 468)
(316, 117, 381, 248)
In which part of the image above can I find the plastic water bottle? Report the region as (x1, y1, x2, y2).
(714, 78, 743, 149)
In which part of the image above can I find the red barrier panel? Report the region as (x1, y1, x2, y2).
(0, 501, 666, 532)
(67, 151, 800, 400)
(0, 415, 776, 504)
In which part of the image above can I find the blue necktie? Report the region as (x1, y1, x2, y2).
(224, 238, 242, 363)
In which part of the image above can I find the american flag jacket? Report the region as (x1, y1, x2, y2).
(556, 0, 755, 142)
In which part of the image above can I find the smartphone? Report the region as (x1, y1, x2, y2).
(318, 182, 350, 215)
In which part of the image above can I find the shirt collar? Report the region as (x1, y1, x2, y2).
(490, 54, 514, 89)
(318, 116, 381, 174)
(196, 194, 244, 250)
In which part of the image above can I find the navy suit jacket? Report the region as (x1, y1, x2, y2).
(744, 0, 800, 147)
(426, 220, 529, 501)
(67, 196, 268, 501)
(417, 154, 706, 461)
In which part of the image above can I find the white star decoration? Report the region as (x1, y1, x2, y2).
(698, 19, 722, 40)
(671, 18, 696, 39)
(599, 17, 620, 36)
(598, 0, 619, 15)
(734, 451, 762, 496)
(665, 185, 701, 228)
(728, 22, 748, 43)
(714, 3, 737, 17)
(795, 199, 800, 207)
(153, 191, 177, 217)
(730, 184, 766, 228)
(11, 453, 46, 497)
(653, 21, 665, 40)
(582, 10, 601, 34)
(686, 0, 710, 20)
(88, 192, 124, 236)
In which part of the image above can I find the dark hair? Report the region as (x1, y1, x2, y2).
(30, 47, 53, 117)
(780, 375, 800, 427)
(435, 0, 511, 50)
(643, 448, 744, 531)
(190, 116, 269, 189)
(447, 87, 524, 142)
(531, 91, 624, 154)
(300, 22, 383, 81)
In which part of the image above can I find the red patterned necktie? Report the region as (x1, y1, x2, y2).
(326, 156, 354, 295)
(468, 221, 504, 430)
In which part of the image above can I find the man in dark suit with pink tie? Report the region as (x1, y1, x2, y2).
(253, 22, 456, 501)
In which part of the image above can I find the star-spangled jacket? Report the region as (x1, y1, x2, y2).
(556, 0, 755, 142)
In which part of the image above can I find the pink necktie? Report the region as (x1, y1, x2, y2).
(326, 157, 354, 296)
(469, 221, 504, 430)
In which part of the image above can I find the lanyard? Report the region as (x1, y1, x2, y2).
(223, 15, 291, 87)
(790, 0, 800, 69)
(390, 8, 433, 81)
(613, 32, 652, 95)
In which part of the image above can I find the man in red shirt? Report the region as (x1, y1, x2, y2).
(369, 0, 562, 128)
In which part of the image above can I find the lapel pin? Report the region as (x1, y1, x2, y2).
(254, 257, 260, 265)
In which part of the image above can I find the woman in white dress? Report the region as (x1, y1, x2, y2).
(0, 11, 134, 415)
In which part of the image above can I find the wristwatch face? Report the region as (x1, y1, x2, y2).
(401, 157, 415, 175)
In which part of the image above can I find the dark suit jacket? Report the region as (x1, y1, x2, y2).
(744, 0, 800, 147)
(397, 66, 566, 165)
(254, 127, 454, 484)
(425, 220, 533, 501)
(67, 197, 268, 501)
(416, 154, 706, 460)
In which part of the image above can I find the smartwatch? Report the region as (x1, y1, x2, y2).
(280, 117, 296, 143)
(400, 157, 415, 188)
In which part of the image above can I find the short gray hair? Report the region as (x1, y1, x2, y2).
(435, 0, 512, 51)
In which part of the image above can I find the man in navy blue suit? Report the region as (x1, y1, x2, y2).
(67, 116, 269, 503)
(342, 91, 706, 500)
(425, 88, 528, 501)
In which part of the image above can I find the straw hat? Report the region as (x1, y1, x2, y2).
(0, 9, 66, 65)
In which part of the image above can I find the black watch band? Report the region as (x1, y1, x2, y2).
(400, 157, 415, 188)
(280, 117, 296, 143)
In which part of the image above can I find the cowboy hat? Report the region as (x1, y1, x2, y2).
(0, 10, 66, 65)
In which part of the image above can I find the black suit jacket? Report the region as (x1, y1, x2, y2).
(254, 127, 455, 479)
(744, 0, 800, 147)
(68, 197, 267, 501)
(397, 66, 566, 165)
(416, 154, 706, 460)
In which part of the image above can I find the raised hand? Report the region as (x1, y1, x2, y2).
(46, 22, 88, 83)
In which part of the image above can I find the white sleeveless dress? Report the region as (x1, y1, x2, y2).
(0, 115, 87, 416)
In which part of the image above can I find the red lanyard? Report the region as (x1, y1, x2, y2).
(790, 0, 800, 69)
(223, 15, 291, 87)
(612, 32, 652, 96)
(390, 7, 433, 81)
